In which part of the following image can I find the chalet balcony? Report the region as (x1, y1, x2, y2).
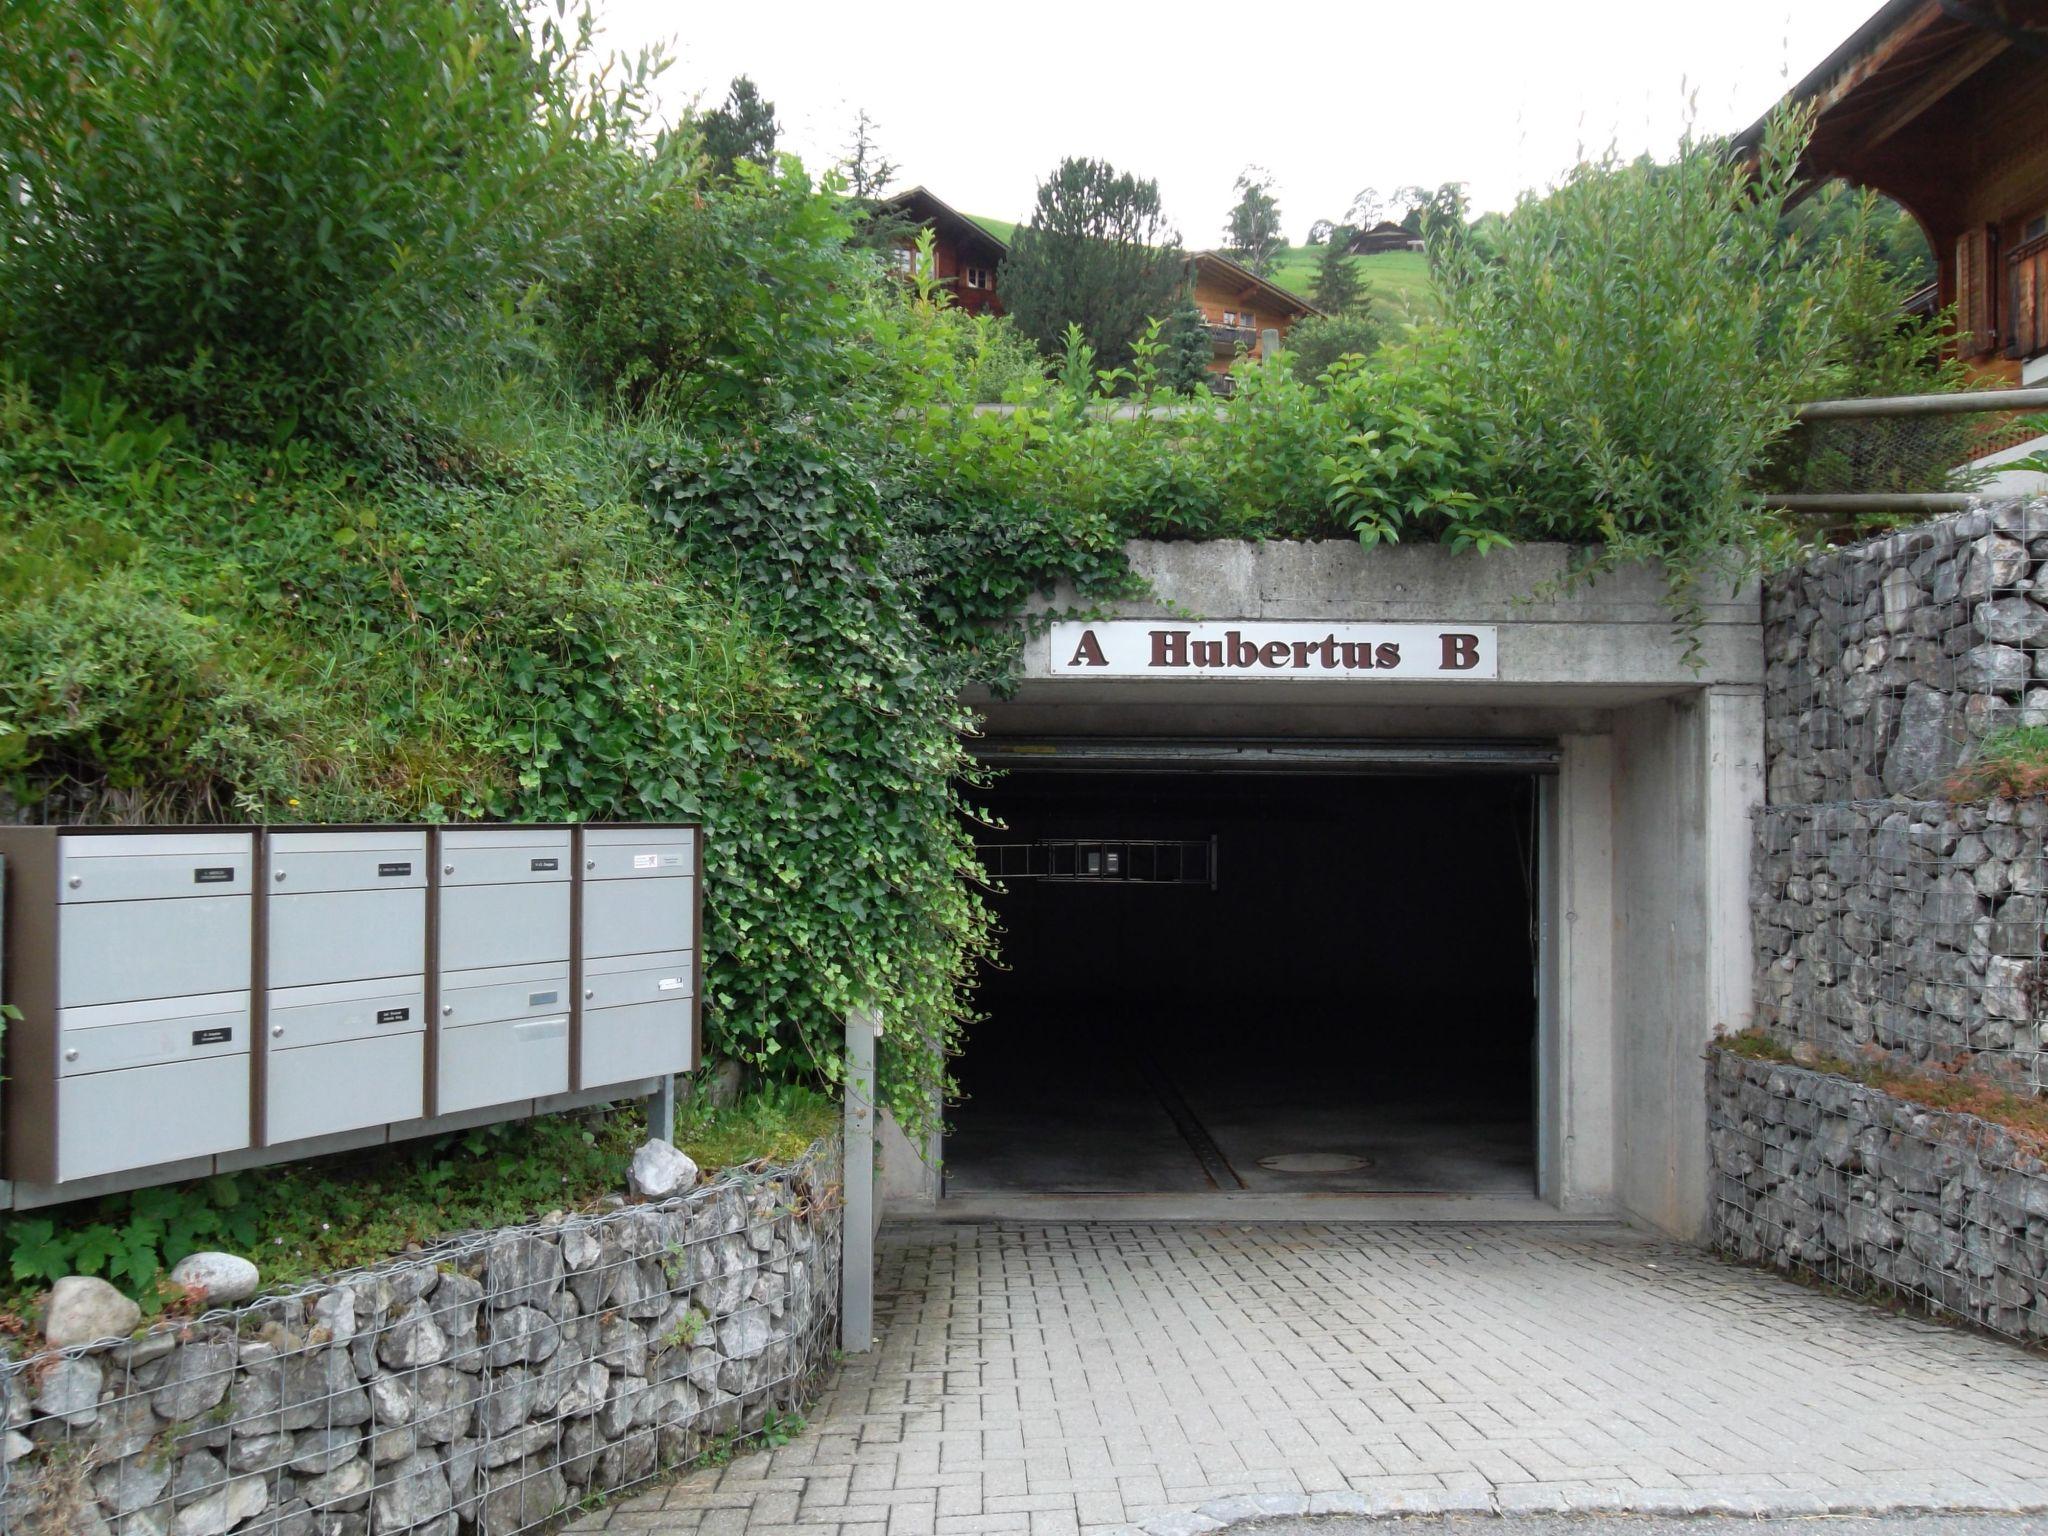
(1207, 324, 1258, 354)
(2009, 233, 2048, 362)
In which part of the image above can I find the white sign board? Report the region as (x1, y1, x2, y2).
(1047, 621, 1498, 680)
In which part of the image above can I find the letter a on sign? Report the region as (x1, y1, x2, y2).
(1067, 629, 1108, 667)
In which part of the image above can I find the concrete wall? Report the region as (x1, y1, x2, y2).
(1613, 689, 1765, 1239)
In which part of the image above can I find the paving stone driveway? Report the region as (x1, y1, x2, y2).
(565, 1221, 2048, 1536)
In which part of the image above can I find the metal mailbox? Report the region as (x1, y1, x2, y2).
(575, 826, 698, 1088)
(433, 827, 572, 1113)
(0, 829, 255, 1185)
(1, 818, 704, 1195)
(262, 829, 428, 1145)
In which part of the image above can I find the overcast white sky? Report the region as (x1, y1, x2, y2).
(594, 0, 1878, 242)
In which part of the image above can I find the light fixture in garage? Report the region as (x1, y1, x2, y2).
(974, 836, 1217, 888)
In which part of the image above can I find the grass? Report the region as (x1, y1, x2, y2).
(1948, 727, 2048, 799)
(1719, 1027, 2048, 1158)
(1264, 246, 1435, 329)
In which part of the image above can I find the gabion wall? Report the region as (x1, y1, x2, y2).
(0, 1140, 840, 1536)
(1753, 796, 2048, 1083)
(1764, 500, 2048, 806)
(1709, 1051, 2048, 1343)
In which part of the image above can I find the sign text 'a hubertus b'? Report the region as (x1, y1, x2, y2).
(1048, 621, 1498, 680)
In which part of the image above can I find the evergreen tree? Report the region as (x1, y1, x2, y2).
(1312, 228, 1365, 314)
(699, 76, 778, 177)
(1162, 297, 1214, 393)
(999, 157, 1184, 375)
(841, 109, 914, 251)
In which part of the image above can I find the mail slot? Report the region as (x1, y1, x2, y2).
(0, 828, 259, 1184)
(573, 826, 700, 1091)
(264, 976, 426, 1143)
(432, 828, 574, 1114)
(437, 1015, 569, 1114)
(259, 829, 429, 1145)
(58, 1053, 251, 1184)
(436, 827, 571, 974)
(54, 832, 253, 1009)
(266, 830, 426, 990)
(56, 991, 251, 1181)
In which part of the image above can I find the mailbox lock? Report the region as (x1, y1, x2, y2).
(66, 876, 82, 890)
(271, 1025, 284, 1038)
(443, 863, 455, 875)
(585, 859, 596, 870)
(442, 1005, 454, 1016)
(584, 988, 595, 1000)
(64, 1048, 79, 1062)
(274, 869, 287, 882)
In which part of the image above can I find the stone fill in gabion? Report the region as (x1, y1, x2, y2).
(1753, 796, 2048, 1082)
(1764, 499, 2048, 807)
(1709, 1050, 2048, 1342)
(0, 1140, 840, 1536)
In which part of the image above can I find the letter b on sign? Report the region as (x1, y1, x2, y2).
(1439, 632, 1481, 671)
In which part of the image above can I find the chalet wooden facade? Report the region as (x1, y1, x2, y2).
(1747, 0, 2048, 383)
(874, 186, 1008, 316)
(1184, 251, 1319, 376)
(877, 186, 1319, 381)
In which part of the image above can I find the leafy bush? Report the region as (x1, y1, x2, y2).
(555, 158, 873, 416)
(1425, 115, 1828, 618)
(0, 0, 650, 435)
(1286, 308, 1386, 382)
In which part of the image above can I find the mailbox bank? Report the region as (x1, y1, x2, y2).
(0, 822, 699, 1198)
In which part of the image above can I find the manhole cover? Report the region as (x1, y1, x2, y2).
(1257, 1152, 1369, 1173)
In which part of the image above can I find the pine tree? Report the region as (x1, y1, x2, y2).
(699, 77, 778, 177)
(1312, 229, 1366, 314)
(1163, 297, 1214, 393)
(1000, 157, 1185, 376)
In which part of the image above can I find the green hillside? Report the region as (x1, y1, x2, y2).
(1267, 245, 1434, 329)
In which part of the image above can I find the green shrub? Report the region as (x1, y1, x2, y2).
(555, 158, 873, 417)
(1285, 309, 1387, 382)
(1428, 111, 1831, 621)
(0, 0, 650, 436)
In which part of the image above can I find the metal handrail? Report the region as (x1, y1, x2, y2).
(1794, 386, 2048, 420)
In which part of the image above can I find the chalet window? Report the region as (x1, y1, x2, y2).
(888, 246, 915, 274)
(963, 264, 994, 291)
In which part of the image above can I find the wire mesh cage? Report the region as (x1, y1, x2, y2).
(0, 1149, 842, 1536)
(1763, 391, 2048, 507)
(1711, 1054, 2048, 1344)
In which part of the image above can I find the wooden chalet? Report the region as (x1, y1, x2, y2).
(1344, 221, 1424, 255)
(874, 185, 1008, 316)
(1742, 0, 2048, 383)
(879, 185, 1320, 377)
(1184, 250, 1321, 377)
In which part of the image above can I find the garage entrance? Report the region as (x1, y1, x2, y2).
(948, 756, 1541, 1199)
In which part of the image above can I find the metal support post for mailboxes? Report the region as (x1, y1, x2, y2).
(840, 1004, 879, 1353)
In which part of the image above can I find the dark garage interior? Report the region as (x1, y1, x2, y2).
(948, 768, 1538, 1197)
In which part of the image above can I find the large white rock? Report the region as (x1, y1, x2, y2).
(628, 1139, 699, 1200)
(44, 1275, 142, 1346)
(167, 1252, 261, 1306)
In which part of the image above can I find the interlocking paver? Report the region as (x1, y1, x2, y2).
(566, 1221, 2048, 1536)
